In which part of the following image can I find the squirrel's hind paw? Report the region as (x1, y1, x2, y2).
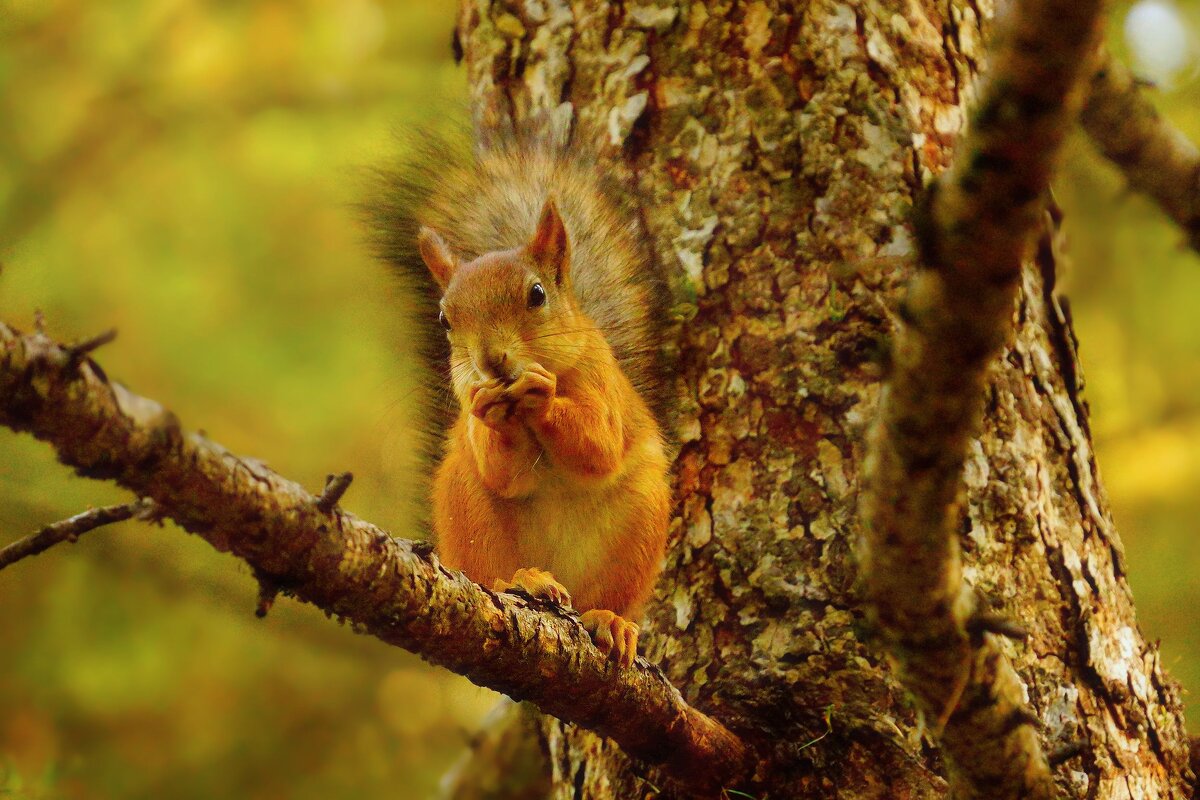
(580, 609, 639, 669)
(494, 567, 572, 607)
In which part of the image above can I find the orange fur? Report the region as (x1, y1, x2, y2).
(426, 199, 671, 666)
(435, 331, 670, 616)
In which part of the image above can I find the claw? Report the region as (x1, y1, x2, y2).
(493, 567, 572, 607)
(580, 609, 639, 668)
(592, 621, 615, 655)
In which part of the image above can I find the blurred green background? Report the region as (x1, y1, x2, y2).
(0, 2, 1197, 798)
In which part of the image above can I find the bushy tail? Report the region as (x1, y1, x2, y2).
(363, 126, 471, 534)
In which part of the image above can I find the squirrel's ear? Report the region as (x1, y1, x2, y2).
(529, 198, 571, 284)
(418, 227, 457, 288)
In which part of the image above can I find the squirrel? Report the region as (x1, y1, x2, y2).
(373, 131, 672, 668)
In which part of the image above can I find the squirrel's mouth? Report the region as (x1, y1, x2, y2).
(474, 362, 521, 385)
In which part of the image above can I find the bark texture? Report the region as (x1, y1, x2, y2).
(458, 1, 1193, 798)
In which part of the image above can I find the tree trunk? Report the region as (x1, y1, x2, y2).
(457, 1, 1193, 798)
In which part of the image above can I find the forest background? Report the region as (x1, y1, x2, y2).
(1, 1, 1198, 797)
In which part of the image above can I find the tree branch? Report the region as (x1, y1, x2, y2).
(0, 499, 154, 572)
(860, 0, 1106, 797)
(0, 321, 750, 794)
(1080, 54, 1200, 253)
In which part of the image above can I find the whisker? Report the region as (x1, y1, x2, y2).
(522, 320, 656, 343)
(522, 342, 607, 352)
(523, 325, 603, 341)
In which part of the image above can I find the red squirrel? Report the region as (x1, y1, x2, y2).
(397, 140, 672, 667)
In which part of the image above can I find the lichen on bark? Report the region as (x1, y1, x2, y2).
(458, 1, 1192, 797)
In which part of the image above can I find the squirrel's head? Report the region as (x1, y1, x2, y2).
(419, 198, 590, 394)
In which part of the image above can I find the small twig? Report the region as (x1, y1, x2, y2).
(316, 471, 353, 514)
(1047, 739, 1088, 767)
(66, 328, 118, 364)
(255, 573, 281, 618)
(967, 612, 1031, 641)
(0, 498, 153, 572)
(1005, 706, 1043, 732)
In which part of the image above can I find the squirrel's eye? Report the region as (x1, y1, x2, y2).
(438, 310, 452, 331)
(528, 283, 546, 309)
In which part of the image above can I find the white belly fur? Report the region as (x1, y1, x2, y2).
(514, 435, 661, 605)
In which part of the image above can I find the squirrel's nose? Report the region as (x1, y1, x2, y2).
(480, 350, 509, 380)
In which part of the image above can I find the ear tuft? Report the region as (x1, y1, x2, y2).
(528, 197, 571, 284)
(417, 227, 457, 288)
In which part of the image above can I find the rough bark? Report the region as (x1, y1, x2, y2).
(458, 1, 1194, 798)
(0, 322, 748, 794)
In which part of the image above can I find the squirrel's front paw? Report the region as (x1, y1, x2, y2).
(580, 609, 639, 669)
(506, 363, 556, 418)
(493, 567, 572, 607)
(470, 379, 513, 429)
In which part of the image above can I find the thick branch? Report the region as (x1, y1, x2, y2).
(861, 0, 1106, 798)
(0, 322, 750, 794)
(0, 499, 153, 571)
(1081, 55, 1200, 252)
